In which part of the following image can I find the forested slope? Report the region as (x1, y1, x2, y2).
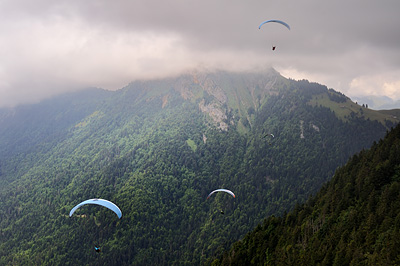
(0, 70, 397, 265)
(214, 121, 400, 265)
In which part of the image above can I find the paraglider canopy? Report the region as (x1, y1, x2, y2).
(258, 19, 291, 30)
(94, 246, 101, 253)
(69, 198, 122, 219)
(207, 189, 235, 199)
(264, 133, 275, 145)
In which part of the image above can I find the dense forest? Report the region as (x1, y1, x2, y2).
(0, 70, 398, 265)
(214, 122, 400, 265)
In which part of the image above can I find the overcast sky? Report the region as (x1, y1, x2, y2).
(0, 0, 399, 108)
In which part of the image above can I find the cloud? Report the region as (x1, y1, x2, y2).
(0, 4, 271, 107)
(350, 71, 400, 100)
(0, 16, 187, 106)
(0, 0, 399, 107)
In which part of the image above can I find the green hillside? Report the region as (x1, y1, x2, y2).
(214, 123, 400, 266)
(307, 89, 399, 126)
(0, 70, 397, 265)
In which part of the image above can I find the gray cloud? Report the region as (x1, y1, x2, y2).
(1, 0, 399, 107)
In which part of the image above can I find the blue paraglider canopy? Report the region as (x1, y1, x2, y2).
(69, 198, 122, 219)
(258, 19, 290, 30)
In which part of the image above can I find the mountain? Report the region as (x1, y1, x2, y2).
(214, 122, 400, 266)
(0, 69, 398, 265)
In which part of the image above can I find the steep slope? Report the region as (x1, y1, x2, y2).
(0, 70, 397, 265)
(0, 88, 111, 186)
(214, 124, 400, 265)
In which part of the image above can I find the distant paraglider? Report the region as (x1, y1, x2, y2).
(69, 198, 122, 252)
(264, 133, 275, 145)
(259, 19, 290, 50)
(207, 189, 235, 215)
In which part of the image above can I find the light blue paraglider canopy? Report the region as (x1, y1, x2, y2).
(207, 189, 235, 199)
(259, 19, 290, 30)
(69, 198, 122, 219)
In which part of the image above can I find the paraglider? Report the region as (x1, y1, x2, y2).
(207, 189, 235, 215)
(69, 198, 122, 252)
(69, 198, 122, 219)
(259, 19, 290, 50)
(207, 189, 235, 199)
(264, 133, 275, 145)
